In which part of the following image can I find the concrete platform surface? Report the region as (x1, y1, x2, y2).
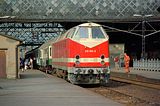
(0, 70, 123, 106)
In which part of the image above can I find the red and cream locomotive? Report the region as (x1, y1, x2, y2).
(51, 23, 110, 84)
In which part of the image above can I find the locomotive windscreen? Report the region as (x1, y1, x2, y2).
(75, 27, 89, 39)
(92, 27, 105, 38)
(74, 26, 106, 39)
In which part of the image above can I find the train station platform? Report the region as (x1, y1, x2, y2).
(111, 67, 160, 84)
(0, 69, 122, 106)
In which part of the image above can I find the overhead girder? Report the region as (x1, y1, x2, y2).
(0, 21, 159, 46)
(104, 21, 160, 35)
(0, 22, 65, 45)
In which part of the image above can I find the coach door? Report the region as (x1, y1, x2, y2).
(0, 50, 6, 78)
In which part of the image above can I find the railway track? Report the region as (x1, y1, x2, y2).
(110, 76, 160, 90)
(83, 76, 160, 105)
(85, 80, 160, 106)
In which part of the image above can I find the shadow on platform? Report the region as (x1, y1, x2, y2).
(19, 69, 46, 79)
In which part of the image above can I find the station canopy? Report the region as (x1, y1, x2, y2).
(0, 0, 160, 22)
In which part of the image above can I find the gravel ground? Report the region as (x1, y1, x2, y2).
(86, 80, 160, 106)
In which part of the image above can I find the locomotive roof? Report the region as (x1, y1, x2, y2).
(78, 23, 101, 27)
(57, 23, 103, 40)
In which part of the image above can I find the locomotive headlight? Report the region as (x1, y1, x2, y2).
(101, 60, 105, 65)
(100, 55, 105, 65)
(75, 55, 80, 59)
(75, 60, 80, 65)
(75, 55, 80, 65)
(101, 55, 105, 59)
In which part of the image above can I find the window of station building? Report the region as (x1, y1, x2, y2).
(92, 27, 105, 39)
(74, 27, 89, 39)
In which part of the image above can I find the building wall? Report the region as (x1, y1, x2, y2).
(0, 35, 20, 79)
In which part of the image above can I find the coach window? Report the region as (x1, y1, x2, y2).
(92, 27, 105, 39)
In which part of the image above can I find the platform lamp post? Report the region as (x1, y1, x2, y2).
(133, 14, 153, 58)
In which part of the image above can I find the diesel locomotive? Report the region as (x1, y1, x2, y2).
(38, 23, 110, 84)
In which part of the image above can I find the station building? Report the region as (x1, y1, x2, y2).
(0, 34, 22, 79)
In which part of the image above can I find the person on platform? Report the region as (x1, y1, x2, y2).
(124, 53, 130, 73)
(24, 59, 28, 71)
(114, 56, 119, 70)
(20, 58, 24, 72)
(29, 58, 33, 69)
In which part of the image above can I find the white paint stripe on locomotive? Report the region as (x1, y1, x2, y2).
(52, 65, 110, 74)
(52, 58, 109, 63)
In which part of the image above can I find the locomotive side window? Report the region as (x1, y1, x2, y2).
(92, 27, 105, 38)
(74, 27, 89, 39)
(67, 28, 76, 38)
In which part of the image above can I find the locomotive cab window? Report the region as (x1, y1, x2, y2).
(92, 27, 105, 39)
(74, 27, 89, 39)
(67, 28, 76, 38)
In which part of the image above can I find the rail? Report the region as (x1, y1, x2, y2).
(133, 59, 160, 72)
(110, 76, 160, 90)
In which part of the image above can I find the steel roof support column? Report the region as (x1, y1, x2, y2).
(141, 20, 146, 58)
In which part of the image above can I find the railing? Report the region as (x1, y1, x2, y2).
(133, 59, 160, 72)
